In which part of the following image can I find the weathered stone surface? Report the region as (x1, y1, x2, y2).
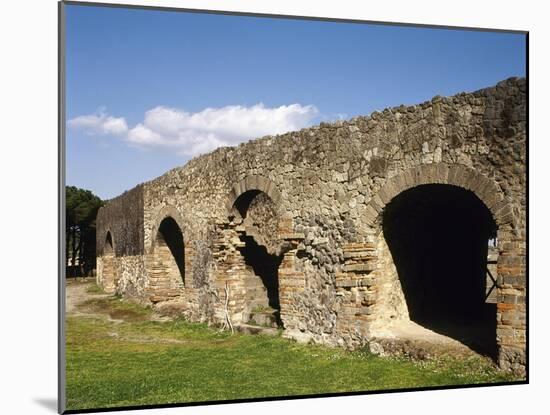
(96, 78, 526, 373)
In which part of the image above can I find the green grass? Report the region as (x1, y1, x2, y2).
(85, 283, 105, 294)
(79, 297, 153, 322)
(66, 297, 521, 411)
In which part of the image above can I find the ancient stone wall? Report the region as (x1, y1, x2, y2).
(96, 185, 144, 257)
(96, 77, 526, 373)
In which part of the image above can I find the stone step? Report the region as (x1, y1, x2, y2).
(246, 296, 268, 304)
(248, 309, 279, 328)
(149, 283, 178, 289)
(246, 298, 269, 308)
(146, 288, 182, 299)
(234, 323, 279, 336)
(149, 294, 181, 303)
(246, 303, 270, 313)
(343, 263, 376, 273)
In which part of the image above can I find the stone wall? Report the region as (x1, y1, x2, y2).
(96, 185, 144, 257)
(97, 77, 526, 374)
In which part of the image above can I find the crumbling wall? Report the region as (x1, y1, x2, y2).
(96, 185, 144, 257)
(96, 77, 526, 373)
(96, 185, 145, 293)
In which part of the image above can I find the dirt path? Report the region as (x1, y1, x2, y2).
(65, 279, 111, 314)
(65, 280, 109, 314)
(65, 279, 190, 347)
(66, 279, 172, 324)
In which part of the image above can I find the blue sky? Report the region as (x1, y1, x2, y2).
(65, 4, 526, 200)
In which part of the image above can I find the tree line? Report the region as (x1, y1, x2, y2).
(66, 186, 103, 278)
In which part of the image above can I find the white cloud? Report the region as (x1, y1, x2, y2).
(126, 123, 162, 145)
(68, 109, 128, 136)
(69, 103, 319, 157)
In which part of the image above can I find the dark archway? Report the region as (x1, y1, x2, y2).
(382, 184, 498, 356)
(239, 234, 283, 310)
(233, 190, 283, 326)
(233, 189, 262, 219)
(154, 216, 185, 285)
(105, 231, 114, 254)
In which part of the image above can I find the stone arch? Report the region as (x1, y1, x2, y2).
(222, 175, 287, 327)
(364, 163, 514, 229)
(362, 163, 514, 359)
(147, 205, 186, 254)
(226, 175, 286, 253)
(225, 175, 283, 215)
(145, 206, 187, 300)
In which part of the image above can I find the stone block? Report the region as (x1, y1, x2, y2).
(344, 263, 376, 273)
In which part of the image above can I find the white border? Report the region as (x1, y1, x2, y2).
(1, 0, 547, 414)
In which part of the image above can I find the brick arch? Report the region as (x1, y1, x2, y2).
(147, 205, 186, 254)
(364, 163, 514, 228)
(225, 175, 283, 214)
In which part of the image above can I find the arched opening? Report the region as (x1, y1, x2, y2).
(232, 190, 283, 327)
(149, 217, 185, 298)
(382, 184, 497, 356)
(105, 231, 114, 254)
(102, 231, 117, 293)
(233, 189, 262, 219)
(239, 234, 282, 310)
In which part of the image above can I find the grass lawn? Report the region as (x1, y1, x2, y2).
(66, 296, 521, 411)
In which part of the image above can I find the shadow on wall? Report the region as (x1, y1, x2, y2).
(156, 217, 185, 283)
(383, 184, 498, 357)
(232, 189, 284, 326)
(233, 189, 262, 218)
(238, 234, 283, 310)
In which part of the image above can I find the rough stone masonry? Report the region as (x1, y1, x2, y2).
(96, 77, 526, 374)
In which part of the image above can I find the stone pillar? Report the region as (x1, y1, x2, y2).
(143, 228, 185, 303)
(211, 221, 247, 325)
(98, 254, 117, 294)
(334, 243, 377, 340)
(183, 243, 195, 288)
(496, 228, 526, 374)
(278, 244, 305, 330)
(274, 218, 305, 331)
(96, 256, 105, 290)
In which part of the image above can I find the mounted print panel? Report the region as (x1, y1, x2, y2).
(61, 1, 527, 413)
